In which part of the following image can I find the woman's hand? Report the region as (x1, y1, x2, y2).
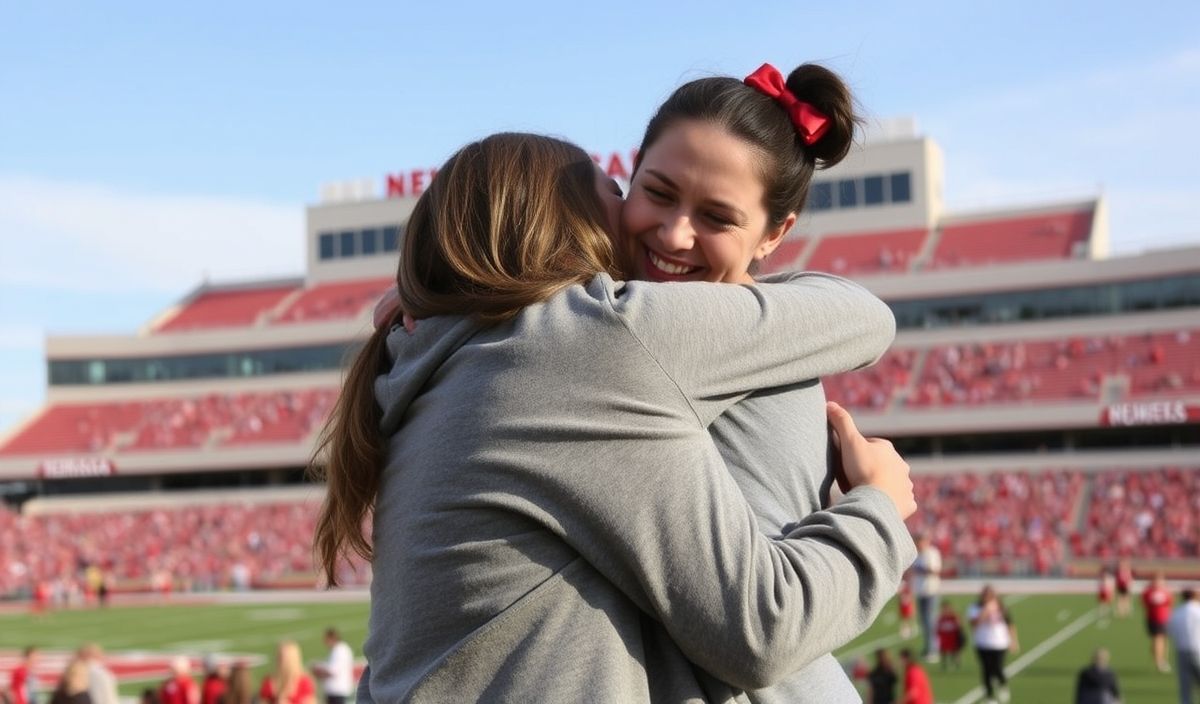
(826, 401, 917, 519)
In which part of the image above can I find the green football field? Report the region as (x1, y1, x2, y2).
(834, 592, 1178, 703)
(0, 592, 1181, 703)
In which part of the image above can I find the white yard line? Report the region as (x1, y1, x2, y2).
(947, 608, 1099, 704)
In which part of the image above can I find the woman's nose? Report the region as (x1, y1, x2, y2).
(657, 214, 695, 251)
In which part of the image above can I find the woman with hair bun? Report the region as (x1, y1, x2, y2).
(623, 62, 908, 702)
(322, 122, 915, 701)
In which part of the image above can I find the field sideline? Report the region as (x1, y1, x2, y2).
(1, 589, 1181, 703)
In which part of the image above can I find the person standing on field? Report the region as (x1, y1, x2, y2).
(1145, 572, 1175, 673)
(1167, 587, 1200, 704)
(912, 534, 942, 661)
(310, 628, 355, 704)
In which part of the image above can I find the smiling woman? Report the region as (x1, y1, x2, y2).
(624, 63, 858, 285)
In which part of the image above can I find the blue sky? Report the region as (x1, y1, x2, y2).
(2, 1, 1199, 432)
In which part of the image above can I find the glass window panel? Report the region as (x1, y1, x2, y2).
(361, 228, 379, 255)
(383, 226, 400, 251)
(890, 172, 912, 203)
(838, 179, 858, 208)
(863, 175, 885, 205)
(318, 233, 336, 260)
(809, 182, 833, 211)
(339, 231, 356, 257)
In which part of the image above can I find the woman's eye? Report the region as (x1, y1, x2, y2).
(706, 213, 734, 227)
(644, 187, 671, 203)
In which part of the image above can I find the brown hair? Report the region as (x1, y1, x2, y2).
(312, 132, 621, 585)
(636, 63, 861, 226)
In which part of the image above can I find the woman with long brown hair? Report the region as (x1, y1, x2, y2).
(315, 131, 915, 701)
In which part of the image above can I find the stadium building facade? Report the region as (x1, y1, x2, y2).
(1, 122, 1197, 591)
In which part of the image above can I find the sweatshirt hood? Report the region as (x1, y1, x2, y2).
(374, 316, 482, 437)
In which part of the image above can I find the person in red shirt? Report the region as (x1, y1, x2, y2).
(159, 655, 200, 704)
(898, 579, 916, 640)
(899, 649, 934, 704)
(258, 641, 316, 704)
(1097, 566, 1115, 617)
(936, 601, 965, 670)
(1143, 572, 1174, 673)
(199, 655, 228, 704)
(1115, 559, 1134, 617)
(8, 646, 39, 704)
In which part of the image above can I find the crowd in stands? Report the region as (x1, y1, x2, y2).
(0, 500, 369, 600)
(825, 349, 916, 411)
(0, 390, 338, 456)
(905, 470, 1085, 576)
(1, 466, 1195, 601)
(909, 329, 1200, 407)
(1073, 467, 1200, 561)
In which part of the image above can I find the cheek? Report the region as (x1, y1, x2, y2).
(620, 194, 653, 236)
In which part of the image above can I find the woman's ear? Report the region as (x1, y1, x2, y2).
(754, 212, 798, 260)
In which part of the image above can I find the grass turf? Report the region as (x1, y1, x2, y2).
(834, 593, 1179, 703)
(1, 593, 1181, 702)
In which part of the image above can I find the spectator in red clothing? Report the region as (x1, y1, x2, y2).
(7, 646, 39, 704)
(1097, 567, 1116, 618)
(936, 601, 965, 670)
(200, 655, 228, 704)
(258, 641, 316, 704)
(1144, 572, 1174, 673)
(1116, 559, 1134, 617)
(159, 655, 200, 704)
(898, 579, 916, 640)
(898, 649, 934, 704)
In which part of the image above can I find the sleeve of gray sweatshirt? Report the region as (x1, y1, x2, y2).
(512, 274, 915, 690)
(611, 271, 896, 425)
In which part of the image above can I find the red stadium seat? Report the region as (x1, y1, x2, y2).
(931, 208, 1094, 270)
(155, 285, 298, 333)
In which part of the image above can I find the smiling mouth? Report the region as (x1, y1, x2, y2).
(645, 248, 702, 280)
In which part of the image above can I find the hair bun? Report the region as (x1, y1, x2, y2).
(785, 64, 859, 169)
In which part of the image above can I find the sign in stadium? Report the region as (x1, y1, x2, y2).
(37, 457, 117, 479)
(1100, 401, 1200, 427)
(386, 149, 639, 198)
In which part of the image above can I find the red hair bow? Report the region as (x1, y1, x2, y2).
(744, 63, 830, 146)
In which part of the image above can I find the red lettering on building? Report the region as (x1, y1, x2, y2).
(386, 174, 406, 198)
(605, 153, 629, 181)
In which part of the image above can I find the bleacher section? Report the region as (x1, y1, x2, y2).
(273, 277, 393, 325)
(3, 465, 1194, 598)
(806, 228, 928, 276)
(154, 285, 298, 333)
(826, 349, 917, 411)
(0, 390, 338, 456)
(6, 327, 1194, 460)
(1073, 467, 1199, 561)
(907, 469, 1085, 576)
(909, 329, 1200, 408)
(0, 495, 370, 597)
(931, 208, 1094, 270)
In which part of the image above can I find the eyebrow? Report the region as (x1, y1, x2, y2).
(644, 168, 748, 224)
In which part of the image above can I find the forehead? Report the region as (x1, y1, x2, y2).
(642, 120, 766, 200)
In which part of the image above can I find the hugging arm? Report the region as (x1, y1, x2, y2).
(610, 272, 896, 426)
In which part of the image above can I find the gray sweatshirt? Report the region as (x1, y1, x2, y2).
(697, 272, 893, 703)
(359, 272, 916, 703)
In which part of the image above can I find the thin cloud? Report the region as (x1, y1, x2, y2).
(922, 47, 1200, 255)
(0, 175, 304, 294)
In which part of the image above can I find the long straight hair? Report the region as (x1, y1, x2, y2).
(312, 133, 621, 585)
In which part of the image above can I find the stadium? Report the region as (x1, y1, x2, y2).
(2, 119, 1198, 702)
